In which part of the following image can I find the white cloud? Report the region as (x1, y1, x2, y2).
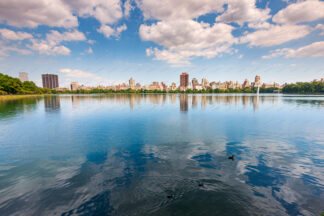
(145, 47, 191, 66)
(28, 41, 71, 55)
(0, 31, 32, 57)
(240, 24, 311, 47)
(28, 30, 86, 55)
(60, 68, 101, 79)
(273, 0, 324, 24)
(136, 0, 296, 65)
(59, 68, 112, 86)
(65, 0, 123, 25)
(0, 29, 33, 40)
(247, 22, 272, 30)
(216, 0, 271, 25)
(0, 0, 78, 28)
(124, 0, 134, 17)
(262, 48, 291, 59)
(140, 20, 237, 65)
(0, 0, 123, 29)
(136, 0, 225, 20)
(98, 24, 127, 39)
(46, 30, 86, 44)
(98, 25, 114, 38)
(87, 47, 93, 54)
(316, 24, 324, 36)
(116, 24, 127, 36)
(238, 54, 244, 59)
(51, 46, 71, 55)
(262, 41, 324, 59)
(87, 40, 96, 44)
(0, 45, 32, 57)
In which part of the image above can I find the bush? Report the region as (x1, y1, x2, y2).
(283, 81, 324, 94)
(0, 90, 7, 95)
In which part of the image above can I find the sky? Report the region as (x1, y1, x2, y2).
(0, 0, 324, 87)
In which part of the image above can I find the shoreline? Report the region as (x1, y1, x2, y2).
(1, 92, 324, 100)
(0, 94, 44, 101)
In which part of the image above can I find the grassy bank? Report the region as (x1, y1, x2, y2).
(0, 94, 44, 101)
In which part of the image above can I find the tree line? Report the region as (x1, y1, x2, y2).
(0, 73, 52, 95)
(282, 81, 324, 94)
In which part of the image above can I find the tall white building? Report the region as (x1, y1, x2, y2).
(19, 72, 28, 82)
(201, 78, 209, 89)
(192, 78, 199, 90)
(70, 82, 79, 91)
(254, 75, 261, 87)
(129, 78, 135, 89)
(170, 82, 177, 90)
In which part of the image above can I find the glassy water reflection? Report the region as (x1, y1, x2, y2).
(0, 94, 324, 216)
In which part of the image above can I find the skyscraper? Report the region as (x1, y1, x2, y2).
(242, 79, 250, 88)
(70, 82, 79, 91)
(170, 82, 177, 90)
(192, 78, 199, 89)
(42, 74, 59, 89)
(19, 72, 28, 82)
(180, 72, 189, 90)
(254, 75, 261, 87)
(161, 82, 167, 91)
(129, 77, 135, 88)
(201, 78, 209, 89)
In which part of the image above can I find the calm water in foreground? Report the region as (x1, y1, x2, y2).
(0, 94, 324, 216)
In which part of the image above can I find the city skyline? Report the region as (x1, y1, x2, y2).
(0, 0, 323, 87)
(41, 72, 298, 91)
(13, 71, 324, 91)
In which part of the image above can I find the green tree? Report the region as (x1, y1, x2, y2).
(0, 73, 23, 94)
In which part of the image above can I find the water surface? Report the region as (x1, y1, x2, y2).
(0, 94, 324, 215)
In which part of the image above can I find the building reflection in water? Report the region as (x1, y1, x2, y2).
(192, 95, 198, 109)
(201, 95, 207, 109)
(71, 95, 81, 108)
(170, 94, 177, 104)
(44, 96, 60, 112)
(129, 94, 136, 110)
(242, 95, 249, 107)
(253, 95, 259, 111)
(62, 94, 280, 112)
(180, 94, 188, 112)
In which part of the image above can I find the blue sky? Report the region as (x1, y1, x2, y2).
(0, 0, 324, 87)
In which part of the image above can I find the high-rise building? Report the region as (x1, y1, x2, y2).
(242, 79, 250, 88)
(19, 72, 28, 82)
(192, 78, 199, 89)
(254, 75, 261, 87)
(129, 77, 135, 88)
(180, 72, 189, 90)
(170, 82, 177, 90)
(70, 82, 79, 91)
(161, 82, 167, 91)
(135, 83, 141, 90)
(228, 81, 235, 89)
(151, 82, 161, 90)
(210, 82, 217, 90)
(235, 81, 241, 89)
(42, 74, 59, 89)
(201, 78, 209, 89)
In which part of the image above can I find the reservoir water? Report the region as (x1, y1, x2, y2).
(0, 94, 324, 215)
